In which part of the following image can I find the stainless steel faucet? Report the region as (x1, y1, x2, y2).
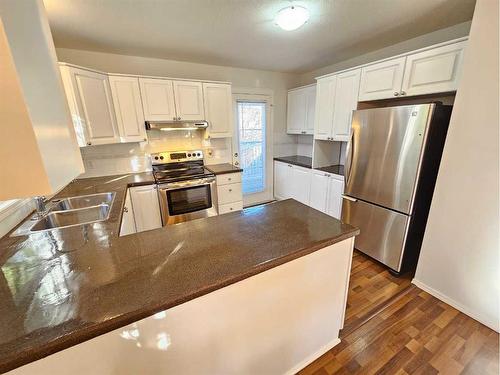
(34, 196, 48, 219)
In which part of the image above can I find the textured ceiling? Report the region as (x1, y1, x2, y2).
(43, 0, 476, 73)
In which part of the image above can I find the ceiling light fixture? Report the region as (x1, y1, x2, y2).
(275, 5, 310, 31)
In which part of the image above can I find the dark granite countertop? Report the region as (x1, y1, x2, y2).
(0, 173, 358, 372)
(205, 163, 243, 175)
(316, 165, 345, 177)
(274, 155, 312, 168)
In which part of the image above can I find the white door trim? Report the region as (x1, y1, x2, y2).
(232, 93, 274, 206)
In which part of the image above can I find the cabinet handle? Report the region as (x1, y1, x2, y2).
(230, 207, 233, 211)
(288, 164, 292, 168)
(394, 92, 400, 96)
(123, 206, 128, 213)
(324, 173, 329, 177)
(87, 142, 92, 146)
(177, 117, 182, 121)
(173, 116, 177, 121)
(143, 138, 147, 141)
(228, 178, 232, 181)
(400, 91, 406, 96)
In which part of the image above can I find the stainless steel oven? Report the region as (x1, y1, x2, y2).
(158, 176, 217, 225)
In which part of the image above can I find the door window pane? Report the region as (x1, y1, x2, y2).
(237, 102, 266, 194)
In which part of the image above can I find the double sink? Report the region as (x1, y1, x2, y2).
(12, 192, 116, 236)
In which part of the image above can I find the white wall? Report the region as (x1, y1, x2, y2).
(297, 21, 471, 86)
(0, 0, 83, 194)
(56, 48, 301, 172)
(413, 0, 499, 332)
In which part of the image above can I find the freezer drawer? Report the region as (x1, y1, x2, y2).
(342, 197, 410, 271)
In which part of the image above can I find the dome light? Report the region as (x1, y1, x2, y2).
(275, 6, 310, 31)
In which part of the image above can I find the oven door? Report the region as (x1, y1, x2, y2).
(158, 177, 218, 225)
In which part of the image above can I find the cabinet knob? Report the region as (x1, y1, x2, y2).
(173, 116, 177, 121)
(228, 178, 232, 181)
(394, 92, 400, 96)
(177, 117, 181, 121)
(229, 189, 232, 192)
(143, 138, 147, 141)
(123, 207, 128, 213)
(400, 91, 406, 96)
(230, 207, 233, 211)
(87, 142, 92, 146)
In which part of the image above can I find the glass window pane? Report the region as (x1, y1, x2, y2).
(237, 102, 266, 194)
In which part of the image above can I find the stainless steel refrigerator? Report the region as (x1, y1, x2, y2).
(341, 103, 452, 274)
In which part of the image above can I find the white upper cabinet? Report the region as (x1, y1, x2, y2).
(287, 89, 307, 134)
(305, 85, 316, 134)
(401, 40, 466, 97)
(314, 76, 336, 140)
(309, 170, 330, 212)
(139, 78, 177, 121)
(332, 69, 361, 141)
(286, 84, 316, 135)
(358, 57, 406, 101)
(108, 75, 147, 143)
(203, 82, 232, 138)
(60, 65, 120, 146)
(173, 80, 205, 121)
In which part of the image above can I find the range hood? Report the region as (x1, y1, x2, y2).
(145, 120, 208, 131)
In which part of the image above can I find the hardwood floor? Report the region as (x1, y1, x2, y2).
(298, 251, 499, 375)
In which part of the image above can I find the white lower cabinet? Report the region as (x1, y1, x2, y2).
(290, 165, 312, 204)
(326, 176, 344, 219)
(274, 161, 344, 219)
(120, 189, 137, 236)
(129, 185, 162, 232)
(216, 173, 243, 214)
(309, 170, 330, 212)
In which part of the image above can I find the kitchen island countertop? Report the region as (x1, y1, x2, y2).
(0, 173, 358, 373)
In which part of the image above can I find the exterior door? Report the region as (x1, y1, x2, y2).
(345, 104, 431, 213)
(233, 94, 273, 206)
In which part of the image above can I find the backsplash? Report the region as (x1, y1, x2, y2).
(79, 130, 232, 178)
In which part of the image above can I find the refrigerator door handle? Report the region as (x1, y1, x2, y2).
(344, 129, 354, 187)
(342, 195, 357, 202)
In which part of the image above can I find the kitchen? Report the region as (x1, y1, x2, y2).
(0, 0, 498, 374)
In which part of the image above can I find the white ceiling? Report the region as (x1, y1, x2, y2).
(43, 0, 476, 73)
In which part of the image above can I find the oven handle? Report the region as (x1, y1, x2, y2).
(159, 177, 216, 190)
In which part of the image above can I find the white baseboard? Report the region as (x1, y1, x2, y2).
(284, 337, 341, 375)
(412, 278, 499, 332)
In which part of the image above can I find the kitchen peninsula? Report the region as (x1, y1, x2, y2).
(0, 174, 358, 374)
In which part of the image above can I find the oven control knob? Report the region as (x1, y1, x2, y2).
(154, 156, 159, 160)
(159, 156, 164, 160)
(187, 153, 191, 157)
(197, 153, 201, 157)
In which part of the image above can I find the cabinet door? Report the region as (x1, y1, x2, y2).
(129, 185, 162, 232)
(290, 165, 311, 205)
(203, 82, 232, 138)
(304, 85, 317, 134)
(358, 57, 406, 101)
(274, 161, 293, 200)
(401, 41, 466, 97)
(314, 76, 336, 140)
(71, 67, 120, 145)
(139, 78, 176, 121)
(120, 189, 137, 236)
(332, 69, 361, 142)
(287, 89, 307, 134)
(309, 170, 330, 212)
(173, 81, 205, 121)
(109, 76, 147, 143)
(327, 177, 344, 219)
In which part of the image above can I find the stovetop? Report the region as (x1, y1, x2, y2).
(151, 150, 214, 183)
